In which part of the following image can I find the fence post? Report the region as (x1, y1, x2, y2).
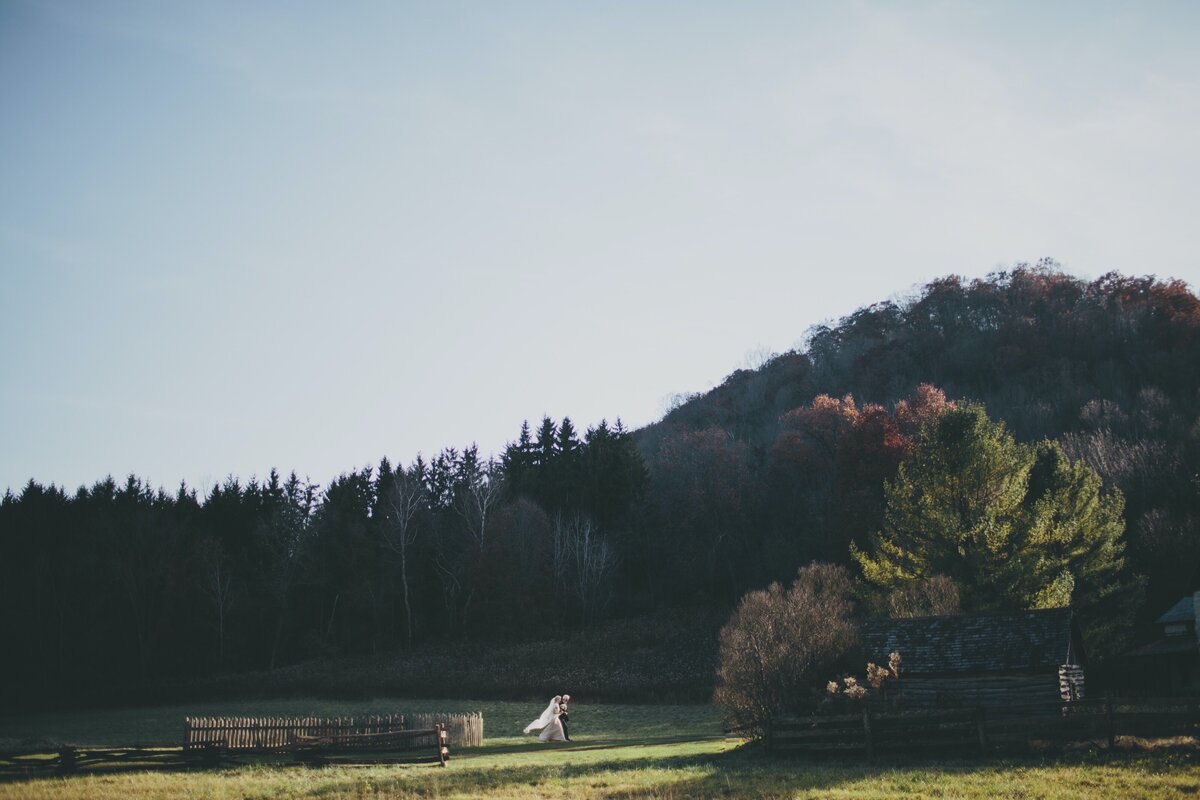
(975, 707, 988, 752)
(57, 746, 77, 774)
(1105, 692, 1115, 749)
(862, 706, 874, 760)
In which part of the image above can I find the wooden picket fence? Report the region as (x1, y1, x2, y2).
(767, 696, 1200, 758)
(183, 712, 483, 752)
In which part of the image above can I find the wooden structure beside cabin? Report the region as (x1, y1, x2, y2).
(859, 607, 1086, 708)
(1125, 591, 1200, 692)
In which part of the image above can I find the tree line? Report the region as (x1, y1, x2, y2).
(2, 263, 1197, 708)
(0, 421, 646, 706)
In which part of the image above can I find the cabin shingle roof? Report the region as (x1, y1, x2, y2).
(1155, 595, 1195, 626)
(860, 608, 1077, 675)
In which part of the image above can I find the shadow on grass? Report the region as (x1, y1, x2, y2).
(0, 754, 233, 785)
(307, 746, 738, 799)
(6, 738, 1197, 798)
(303, 741, 1200, 800)
(2, 746, 734, 794)
(0, 735, 717, 785)
(596, 745, 1200, 800)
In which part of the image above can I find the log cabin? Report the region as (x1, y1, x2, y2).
(859, 607, 1086, 708)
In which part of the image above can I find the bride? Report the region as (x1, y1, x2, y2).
(523, 695, 566, 742)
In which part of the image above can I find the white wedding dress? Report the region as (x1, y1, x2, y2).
(523, 696, 566, 742)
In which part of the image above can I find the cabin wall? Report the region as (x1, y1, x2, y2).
(895, 671, 1065, 708)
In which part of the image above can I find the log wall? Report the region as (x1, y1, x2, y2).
(893, 671, 1064, 709)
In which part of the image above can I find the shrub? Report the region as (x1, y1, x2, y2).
(825, 651, 902, 711)
(713, 562, 857, 732)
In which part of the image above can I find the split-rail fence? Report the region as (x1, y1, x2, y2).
(0, 711, 484, 780)
(767, 695, 1199, 758)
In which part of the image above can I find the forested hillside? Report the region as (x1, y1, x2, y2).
(3, 263, 1197, 708)
(641, 262, 1199, 627)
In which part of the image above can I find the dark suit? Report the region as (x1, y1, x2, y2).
(559, 705, 570, 740)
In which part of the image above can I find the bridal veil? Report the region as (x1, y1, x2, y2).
(523, 695, 561, 734)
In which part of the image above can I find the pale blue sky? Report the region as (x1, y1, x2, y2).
(3, 1, 1198, 493)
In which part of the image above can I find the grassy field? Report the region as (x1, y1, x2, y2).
(3, 739, 1198, 799)
(2, 700, 1198, 799)
(0, 697, 723, 749)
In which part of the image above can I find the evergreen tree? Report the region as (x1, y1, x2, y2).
(853, 403, 1139, 654)
(1022, 441, 1144, 653)
(502, 421, 535, 499)
(535, 417, 558, 467)
(557, 417, 580, 456)
(555, 417, 581, 508)
(853, 404, 1031, 609)
(579, 419, 647, 526)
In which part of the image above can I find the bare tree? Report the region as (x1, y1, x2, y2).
(381, 470, 427, 648)
(415, 455, 504, 635)
(454, 459, 504, 550)
(553, 513, 616, 628)
(740, 344, 778, 371)
(195, 537, 234, 668)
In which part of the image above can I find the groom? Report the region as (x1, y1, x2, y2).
(560, 694, 572, 742)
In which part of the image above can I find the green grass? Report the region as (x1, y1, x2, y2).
(3, 740, 1199, 799)
(0, 697, 722, 749)
(2, 700, 1198, 799)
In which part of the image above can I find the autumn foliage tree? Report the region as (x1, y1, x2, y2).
(766, 385, 953, 566)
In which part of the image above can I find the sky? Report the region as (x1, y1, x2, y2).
(2, 1, 1199, 494)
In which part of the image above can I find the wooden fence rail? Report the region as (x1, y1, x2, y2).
(406, 713, 484, 748)
(291, 724, 449, 767)
(0, 711, 483, 780)
(0, 729, 449, 780)
(767, 696, 1200, 758)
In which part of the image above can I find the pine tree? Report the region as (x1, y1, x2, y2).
(502, 421, 536, 499)
(853, 404, 1032, 609)
(557, 417, 580, 456)
(852, 403, 1140, 655)
(555, 417, 581, 508)
(1021, 441, 1143, 653)
(535, 417, 558, 468)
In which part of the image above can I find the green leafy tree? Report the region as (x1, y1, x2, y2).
(1022, 441, 1144, 653)
(853, 403, 1140, 655)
